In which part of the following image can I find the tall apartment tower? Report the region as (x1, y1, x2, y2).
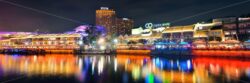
(96, 7, 116, 36)
(115, 18, 134, 36)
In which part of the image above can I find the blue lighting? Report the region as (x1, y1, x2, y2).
(155, 42, 168, 45)
(169, 41, 176, 45)
(156, 45, 162, 49)
(245, 40, 250, 43)
(153, 58, 193, 72)
(12, 54, 20, 59)
(180, 42, 188, 45)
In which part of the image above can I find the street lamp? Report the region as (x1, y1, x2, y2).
(78, 40, 83, 45)
(98, 38, 105, 44)
(100, 45, 106, 50)
(113, 39, 118, 44)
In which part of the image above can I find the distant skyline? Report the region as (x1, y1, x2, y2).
(0, 0, 250, 33)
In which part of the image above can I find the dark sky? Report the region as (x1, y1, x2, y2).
(0, 0, 250, 33)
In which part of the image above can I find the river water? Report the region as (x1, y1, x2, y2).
(0, 54, 250, 83)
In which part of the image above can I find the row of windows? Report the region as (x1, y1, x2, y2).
(239, 29, 250, 34)
(223, 24, 237, 29)
(239, 22, 250, 28)
(209, 32, 221, 36)
(224, 31, 237, 35)
(223, 22, 250, 29)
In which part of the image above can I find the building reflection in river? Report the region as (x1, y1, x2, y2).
(0, 54, 79, 76)
(0, 54, 250, 83)
(193, 58, 250, 83)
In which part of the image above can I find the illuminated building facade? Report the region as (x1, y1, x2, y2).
(0, 33, 82, 51)
(129, 22, 170, 40)
(162, 25, 194, 43)
(238, 18, 250, 41)
(193, 22, 223, 41)
(208, 29, 225, 41)
(0, 32, 35, 40)
(115, 18, 134, 36)
(116, 23, 170, 50)
(96, 7, 134, 36)
(96, 7, 116, 36)
(162, 23, 224, 42)
(117, 17, 250, 50)
(214, 17, 238, 40)
(214, 17, 250, 41)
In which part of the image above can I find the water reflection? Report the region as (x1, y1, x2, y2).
(193, 58, 250, 83)
(0, 54, 78, 76)
(0, 54, 250, 83)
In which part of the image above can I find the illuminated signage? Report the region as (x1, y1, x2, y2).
(132, 22, 170, 36)
(145, 22, 170, 29)
(145, 23, 154, 29)
(101, 7, 109, 10)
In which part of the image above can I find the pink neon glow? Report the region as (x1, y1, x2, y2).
(75, 25, 89, 32)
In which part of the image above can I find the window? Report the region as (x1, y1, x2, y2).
(247, 29, 250, 33)
(231, 31, 237, 35)
(223, 24, 237, 29)
(224, 31, 230, 35)
(239, 30, 246, 34)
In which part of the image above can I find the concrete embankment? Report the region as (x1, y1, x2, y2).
(0, 49, 78, 54)
(0, 49, 115, 55)
(0, 49, 46, 55)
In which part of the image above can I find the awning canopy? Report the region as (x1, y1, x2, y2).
(127, 33, 162, 40)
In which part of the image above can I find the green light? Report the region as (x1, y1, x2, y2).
(146, 73, 154, 83)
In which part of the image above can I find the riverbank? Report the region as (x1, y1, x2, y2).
(0, 49, 116, 55)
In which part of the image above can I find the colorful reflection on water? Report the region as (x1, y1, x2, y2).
(0, 54, 250, 83)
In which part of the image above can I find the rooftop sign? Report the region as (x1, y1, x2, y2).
(145, 22, 170, 29)
(100, 7, 109, 10)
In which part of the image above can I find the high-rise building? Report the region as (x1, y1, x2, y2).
(115, 18, 134, 36)
(96, 7, 134, 36)
(96, 7, 116, 36)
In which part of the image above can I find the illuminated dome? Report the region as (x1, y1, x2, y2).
(75, 25, 90, 37)
(75, 25, 89, 32)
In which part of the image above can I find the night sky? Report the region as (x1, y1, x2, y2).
(0, 0, 250, 33)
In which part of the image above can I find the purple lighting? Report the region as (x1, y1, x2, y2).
(75, 25, 89, 32)
(96, 26, 107, 37)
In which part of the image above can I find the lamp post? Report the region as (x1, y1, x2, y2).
(98, 38, 106, 51)
(113, 38, 118, 49)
